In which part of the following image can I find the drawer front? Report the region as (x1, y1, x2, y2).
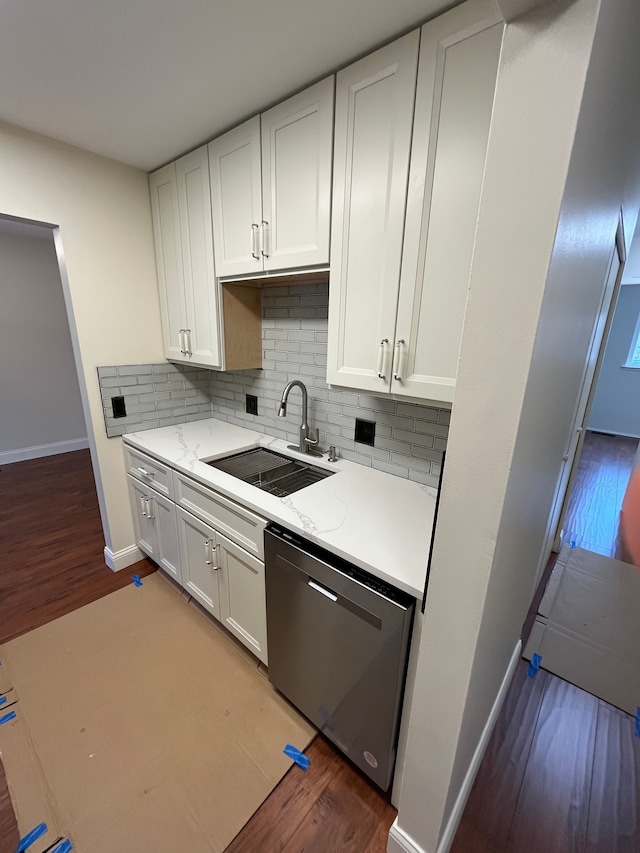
(124, 445, 173, 499)
(174, 472, 266, 560)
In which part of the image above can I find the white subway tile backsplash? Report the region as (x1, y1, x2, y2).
(208, 283, 449, 485)
(98, 284, 450, 481)
(97, 363, 214, 437)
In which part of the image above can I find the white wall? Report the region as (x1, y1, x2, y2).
(0, 229, 87, 460)
(588, 284, 640, 438)
(392, 0, 640, 851)
(0, 121, 164, 559)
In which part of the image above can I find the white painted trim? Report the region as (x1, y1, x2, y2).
(388, 639, 522, 853)
(53, 227, 112, 553)
(436, 639, 522, 853)
(0, 437, 89, 465)
(388, 821, 425, 853)
(104, 544, 144, 572)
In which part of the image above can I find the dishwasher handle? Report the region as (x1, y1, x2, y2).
(308, 579, 338, 602)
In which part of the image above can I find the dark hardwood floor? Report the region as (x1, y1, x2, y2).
(226, 735, 397, 853)
(452, 431, 640, 853)
(562, 430, 639, 563)
(2, 442, 640, 853)
(0, 450, 156, 644)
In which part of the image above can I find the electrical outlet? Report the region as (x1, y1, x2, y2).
(246, 394, 258, 415)
(111, 396, 126, 418)
(354, 418, 375, 446)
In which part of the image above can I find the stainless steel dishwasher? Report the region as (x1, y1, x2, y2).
(264, 523, 415, 791)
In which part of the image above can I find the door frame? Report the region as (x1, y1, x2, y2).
(532, 212, 627, 593)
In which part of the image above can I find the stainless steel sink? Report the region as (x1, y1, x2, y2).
(205, 447, 334, 497)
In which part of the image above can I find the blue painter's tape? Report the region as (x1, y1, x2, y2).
(16, 822, 48, 852)
(50, 841, 73, 853)
(131, 574, 143, 587)
(635, 707, 640, 739)
(527, 653, 542, 679)
(0, 711, 16, 726)
(283, 743, 310, 770)
(0, 696, 6, 707)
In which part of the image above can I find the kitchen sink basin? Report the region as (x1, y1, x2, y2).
(205, 447, 334, 497)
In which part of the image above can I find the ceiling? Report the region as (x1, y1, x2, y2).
(0, 0, 458, 172)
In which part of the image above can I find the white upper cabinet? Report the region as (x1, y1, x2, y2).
(150, 146, 223, 369)
(208, 117, 263, 278)
(327, 32, 420, 394)
(327, 1, 503, 405)
(149, 163, 187, 363)
(209, 77, 334, 278)
(393, 8, 502, 404)
(261, 77, 334, 271)
(175, 148, 222, 368)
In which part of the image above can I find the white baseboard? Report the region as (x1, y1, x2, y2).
(104, 544, 145, 572)
(388, 822, 424, 853)
(0, 437, 89, 465)
(388, 639, 523, 853)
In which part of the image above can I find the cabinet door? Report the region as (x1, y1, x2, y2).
(217, 531, 268, 665)
(261, 77, 334, 272)
(393, 10, 502, 403)
(208, 117, 263, 278)
(176, 507, 220, 619)
(128, 475, 158, 561)
(176, 147, 223, 369)
(149, 163, 188, 362)
(151, 490, 182, 585)
(327, 32, 419, 394)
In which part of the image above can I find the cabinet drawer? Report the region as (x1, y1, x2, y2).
(124, 446, 174, 499)
(174, 472, 266, 560)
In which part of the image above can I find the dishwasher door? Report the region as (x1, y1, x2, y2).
(264, 524, 414, 790)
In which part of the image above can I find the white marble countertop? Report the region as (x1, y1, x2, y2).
(123, 418, 437, 597)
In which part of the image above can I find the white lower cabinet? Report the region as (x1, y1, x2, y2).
(176, 506, 221, 620)
(176, 506, 268, 664)
(216, 530, 267, 663)
(127, 474, 182, 585)
(126, 448, 268, 665)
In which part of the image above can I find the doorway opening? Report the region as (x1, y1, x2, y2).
(0, 214, 154, 643)
(560, 429, 638, 562)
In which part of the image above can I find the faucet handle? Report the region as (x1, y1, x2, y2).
(304, 430, 319, 448)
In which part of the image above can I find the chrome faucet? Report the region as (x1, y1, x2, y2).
(277, 380, 322, 457)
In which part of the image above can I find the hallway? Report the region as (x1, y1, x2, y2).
(452, 430, 640, 852)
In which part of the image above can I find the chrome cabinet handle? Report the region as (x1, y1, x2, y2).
(204, 538, 212, 565)
(251, 223, 260, 260)
(137, 467, 154, 478)
(179, 329, 187, 355)
(145, 497, 155, 519)
(393, 339, 406, 382)
(140, 495, 147, 517)
(211, 544, 220, 571)
(260, 220, 270, 258)
(377, 338, 389, 379)
(185, 329, 192, 357)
